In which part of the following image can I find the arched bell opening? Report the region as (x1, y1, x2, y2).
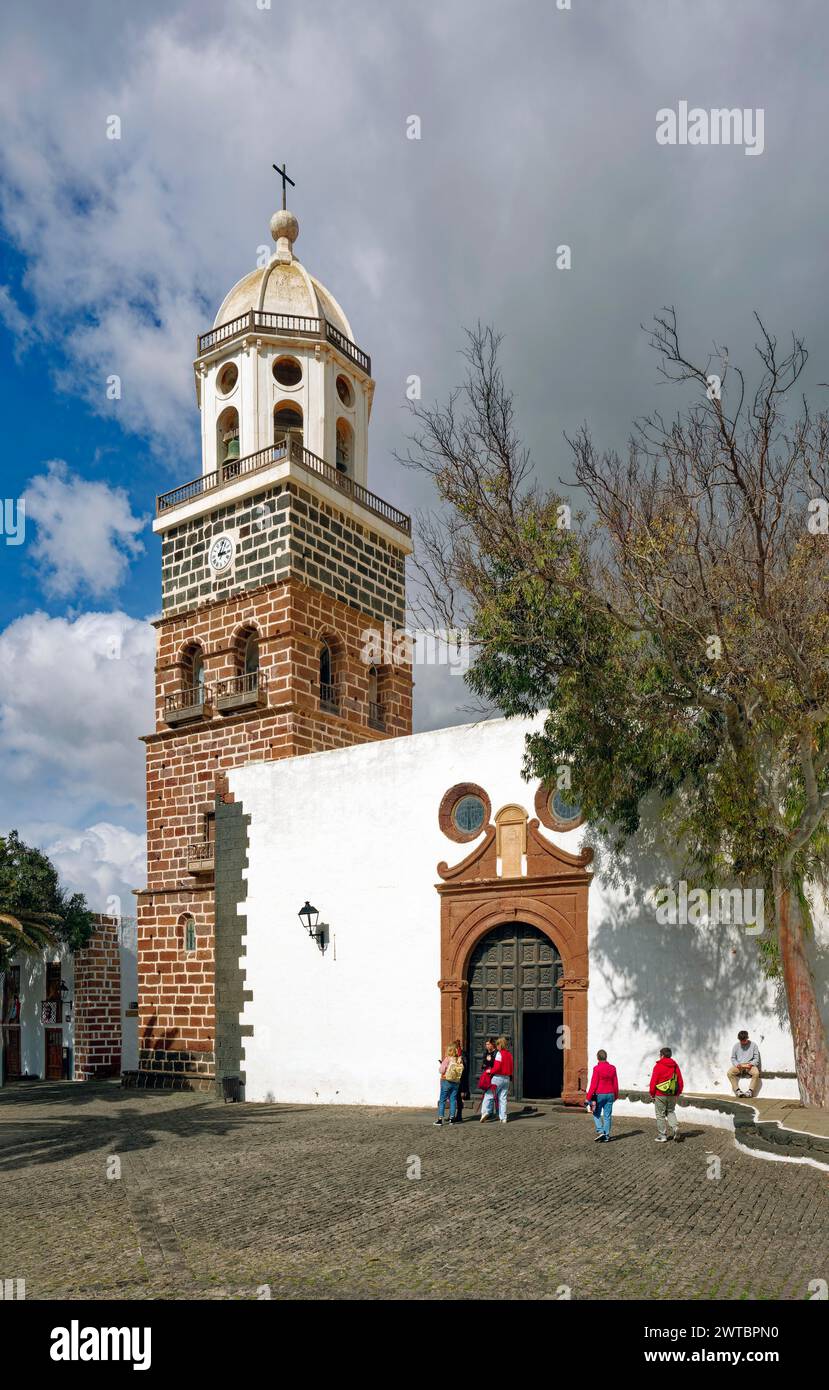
(217, 405, 240, 468)
(274, 401, 303, 453)
(335, 417, 353, 476)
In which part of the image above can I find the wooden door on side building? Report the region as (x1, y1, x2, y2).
(45, 1028, 63, 1080)
(2, 965, 22, 1080)
(3, 1027, 21, 1080)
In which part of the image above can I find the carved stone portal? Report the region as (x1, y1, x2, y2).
(437, 817, 592, 1104)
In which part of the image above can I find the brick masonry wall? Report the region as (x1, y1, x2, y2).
(153, 577, 412, 738)
(74, 915, 122, 1080)
(135, 885, 215, 1082)
(161, 478, 407, 628)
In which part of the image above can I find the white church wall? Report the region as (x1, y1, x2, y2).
(230, 716, 545, 1106)
(229, 715, 825, 1107)
(583, 815, 819, 1101)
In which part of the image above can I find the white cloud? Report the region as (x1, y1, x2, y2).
(0, 283, 35, 355)
(23, 461, 146, 598)
(0, 610, 154, 826)
(31, 821, 146, 918)
(0, 6, 398, 459)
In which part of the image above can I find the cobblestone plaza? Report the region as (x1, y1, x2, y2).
(1, 1082, 825, 1301)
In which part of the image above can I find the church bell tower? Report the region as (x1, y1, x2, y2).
(136, 175, 413, 1088)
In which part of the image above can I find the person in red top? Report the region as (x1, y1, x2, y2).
(649, 1046, 684, 1143)
(481, 1035, 513, 1123)
(585, 1049, 619, 1143)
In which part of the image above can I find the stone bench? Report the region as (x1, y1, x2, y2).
(614, 1089, 829, 1169)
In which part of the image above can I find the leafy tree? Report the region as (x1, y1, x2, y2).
(0, 831, 94, 973)
(401, 317, 829, 1106)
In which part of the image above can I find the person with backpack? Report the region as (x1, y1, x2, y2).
(480, 1035, 513, 1124)
(649, 1046, 684, 1143)
(435, 1043, 464, 1125)
(585, 1048, 619, 1143)
(452, 1037, 469, 1123)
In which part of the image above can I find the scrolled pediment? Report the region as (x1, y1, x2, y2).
(437, 817, 592, 885)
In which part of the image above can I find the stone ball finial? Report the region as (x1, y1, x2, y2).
(270, 208, 299, 244)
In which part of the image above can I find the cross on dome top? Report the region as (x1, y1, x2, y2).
(272, 161, 295, 209)
(270, 161, 298, 264)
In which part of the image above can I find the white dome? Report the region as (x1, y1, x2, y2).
(213, 209, 354, 340)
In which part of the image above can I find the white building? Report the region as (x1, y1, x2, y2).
(217, 716, 822, 1107)
(1, 916, 138, 1086)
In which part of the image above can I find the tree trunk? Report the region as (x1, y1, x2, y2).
(775, 871, 829, 1107)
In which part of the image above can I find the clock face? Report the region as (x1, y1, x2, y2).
(208, 533, 235, 573)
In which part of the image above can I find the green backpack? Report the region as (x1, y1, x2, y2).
(655, 1064, 678, 1095)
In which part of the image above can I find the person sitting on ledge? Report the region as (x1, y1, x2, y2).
(727, 1030, 761, 1098)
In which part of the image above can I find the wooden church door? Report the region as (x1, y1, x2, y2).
(467, 922, 563, 1101)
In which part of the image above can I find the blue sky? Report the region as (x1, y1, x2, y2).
(2, 0, 828, 912)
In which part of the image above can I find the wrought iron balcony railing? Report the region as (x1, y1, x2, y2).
(156, 436, 411, 536)
(196, 309, 371, 376)
(187, 840, 214, 874)
(319, 681, 340, 715)
(164, 683, 211, 725)
(216, 669, 268, 712)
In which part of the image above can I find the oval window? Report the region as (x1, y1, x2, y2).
(549, 790, 582, 827)
(218, 362, 238, 395)
(453, 795, 486, 835)
(336, 374, 354, 407)
(273, 356, 302, 387)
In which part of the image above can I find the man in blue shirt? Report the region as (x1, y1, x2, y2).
(727, 1030, 761, 1097)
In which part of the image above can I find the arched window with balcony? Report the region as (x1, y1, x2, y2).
(319, 638, 339, 715)
(216, 624, 266, 713)
(367, 664, 385, 730)
(166, 642, 207, 725)
(274, 401, 303, 454)
(244, 631, 260, 679)
(191, 650, 205, 694)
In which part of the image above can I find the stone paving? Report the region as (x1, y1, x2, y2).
(0, 1081, 826, 1301)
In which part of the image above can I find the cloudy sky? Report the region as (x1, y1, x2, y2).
(1, 0, 827, 910)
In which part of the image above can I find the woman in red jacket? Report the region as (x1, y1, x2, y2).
(585, 1049, 619, 1143)
(481, 1035, 513, 1123)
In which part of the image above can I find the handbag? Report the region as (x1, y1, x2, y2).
(477, 1068, 494, 1091)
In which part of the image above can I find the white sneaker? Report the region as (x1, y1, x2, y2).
(655, 1135, 668, 1143)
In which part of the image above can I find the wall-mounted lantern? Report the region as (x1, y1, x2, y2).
(298, 901, 327, 953)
